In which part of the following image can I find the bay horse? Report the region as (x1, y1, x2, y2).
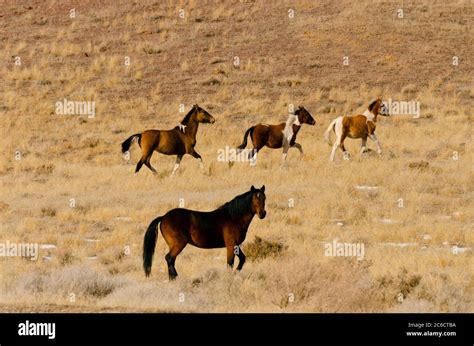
(121, 104, 215, 175)
(143, 185, 266, 280)
(236, 106, 316, 162)
(324, 98, 389, 161)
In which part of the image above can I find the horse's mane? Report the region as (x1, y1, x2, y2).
(179, 107, 196, 125)
(218, 190, 253, 218)
(368, 100, 379, 111)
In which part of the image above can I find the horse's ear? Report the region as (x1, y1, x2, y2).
(251, 185, 256, 191)
(261, 185, 265, 192)
(193, 104, 198, 108)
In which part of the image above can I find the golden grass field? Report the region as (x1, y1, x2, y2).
(0, 0, 472, 312)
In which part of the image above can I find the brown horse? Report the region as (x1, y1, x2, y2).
(324, 98, 389, 161)
(237, 106, 316, 162)
(121, 104, 215, 175)
(143, 185, 266, 280)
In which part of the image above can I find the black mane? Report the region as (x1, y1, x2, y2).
(218, 190, 253, 218)
(368, 100, 378, 111)
(179, 107, 196, 125)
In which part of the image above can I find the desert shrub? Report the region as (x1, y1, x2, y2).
(243, 236, 287, 262)
(41, 207, 56, 217)
(376, 267, 422, 303)
(17, 265, 127, 299)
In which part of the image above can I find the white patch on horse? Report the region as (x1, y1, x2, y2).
(329, 116, 344, 161)
(178, 123, 186, 133)
(282, 113, 299, 146)
(362, 109, 374, 122)
(293, 115, 301, 126)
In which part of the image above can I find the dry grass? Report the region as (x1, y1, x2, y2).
(0, 0, 472, 312)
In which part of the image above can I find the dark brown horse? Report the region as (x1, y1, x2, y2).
(237, 106, 316, 162)
(121, 104, 215, 175)
(143, 185, 266, 280)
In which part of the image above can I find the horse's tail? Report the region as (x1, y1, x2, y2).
(324, 119, 337, 146)
(143, 215, 163, 277)
(237, 126, 255, 150)
(121, 133, 141, 154)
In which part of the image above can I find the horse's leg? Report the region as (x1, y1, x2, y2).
(236, 246, 246, 271)
(136, 143, 155, 174)
(171, 155, 183, 176)
(339, 133, 347, 152)
(282, 143, 290, 162)
(369, 133, 382, 154)
(144, 155, 158, 175)
(292, 143, 304, 157)
(189, 149, 204, 169)
(330, 133, 344, 161)
(165, 253, 177, 280)
(330, 121, 344, 161)
(249, 145, 261, 160)
(135, 159, 144, 173)
(329, 138, 339, 161)
(248, 138, 264, 166)
(165, 243, 186, 281)
(226, 244, 235, 269)
(339, 133, 350, 159)
(359, 137, 367, 155)
(249, 131, 264, 163)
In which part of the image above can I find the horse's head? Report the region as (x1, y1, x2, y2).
(379, 101, 390, 116)
(296, 106, 316, 125)
(370, 98, 390, 117)
(250, 185, 266, 219)
(193, 104, 216, 124)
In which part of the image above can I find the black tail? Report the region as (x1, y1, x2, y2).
(237, 126, 254, 150)
(143, 216, 163, 277)
(121, 133, 141, 154)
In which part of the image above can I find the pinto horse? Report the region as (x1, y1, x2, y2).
(143, 185, 266, 280)
(121, 104, 215, 175)
(324, 98, 389, 161)
(237, 106, 316, 162)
